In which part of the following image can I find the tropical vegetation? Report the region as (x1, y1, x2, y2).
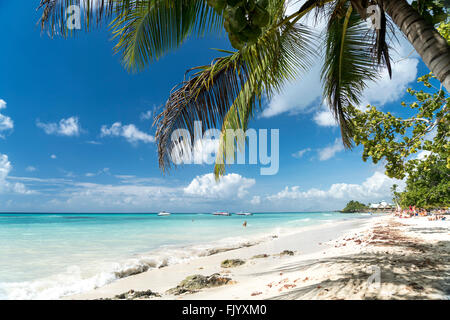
(341, 200, 368, 213)
(349, 20, 449, 209)
(37, 0, 450, 178)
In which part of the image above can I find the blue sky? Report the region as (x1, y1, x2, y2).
(0, 1, 433, 212)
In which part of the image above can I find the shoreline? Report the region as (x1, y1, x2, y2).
(67, 216, 377, 300)
(68, 214, 449, 300)
(0, 213, 373, 300)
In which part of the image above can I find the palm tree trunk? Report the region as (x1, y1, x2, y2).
(381, 0, 450, 91)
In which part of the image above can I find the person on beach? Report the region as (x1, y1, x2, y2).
(243, 221, 247, 228)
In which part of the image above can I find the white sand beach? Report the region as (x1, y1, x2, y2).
(68, 215, 449, 300)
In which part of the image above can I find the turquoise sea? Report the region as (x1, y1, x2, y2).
(0, 212, 371, 299)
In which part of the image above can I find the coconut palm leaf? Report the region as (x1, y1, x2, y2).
(350, 1, 392, 77)
(110, 1, 223, 71)
(38, 0, 222, 69)
(321, 2, 379, 148)
(213, 22, 316, 177)
(153, 53, 244, 171)
(154, 19, 317, 174)
(38, 0, 120, 36)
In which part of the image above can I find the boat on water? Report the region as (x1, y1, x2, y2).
(212, 211, 231, 216)
(236, 212, 253, 216)
(157, 211, 171, 216)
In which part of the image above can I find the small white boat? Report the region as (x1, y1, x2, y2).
(212, 211, 231, 216)
(236, 212, 253, 216)
(158, 211, 171, 216)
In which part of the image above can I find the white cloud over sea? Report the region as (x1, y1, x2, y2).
(265, 170, 405, 211)
(0, 154, 33, 195)
(5, 167, 404, 212)
(184, 173, 255, 199)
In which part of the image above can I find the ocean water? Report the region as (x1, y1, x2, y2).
(0, 212, 369, 299)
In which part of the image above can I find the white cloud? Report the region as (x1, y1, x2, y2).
(101, 122, 154, 144)
(292, 148, 311, 159)
(416, 150, 431, 160)
(50, 154, 57, 159)
(318, 138, 344, 161)
(313, 109, 338, 127)
(0, 154, 11, 182)
(360, 58, 419, 107)
(250, 195, 261, 205)
(24, 172, 256, 211)
(0, 154, 33, 194)
(36, 116, 81, 136)
(64, 182, 179, 209)
(268, 171, 404, 204)
(85, 168, 110, 177)
(25, 166, 37, 172)
(140, 110, 152, 121)
(0, 99, 14, 137)
(86, 140, 102, 145)
(184, 173, 255, 199)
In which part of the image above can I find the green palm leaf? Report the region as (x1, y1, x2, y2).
(321, 1, 379, 148)
(38, 0, 222, 70)
(38, 0, 120, 37)
(153, 16, 317, 175)
(111, 0, 223, 71)
(213, 22, 316, 177)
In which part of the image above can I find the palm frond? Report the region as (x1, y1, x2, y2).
(153, 15, 317, 175)
(153, 53, 244, 172)
(373, 2, 392, 77)
(38, 0, 117, 37)
(213, 22, 316, 177)
(38, 1, 222, 66)
(350, 0, 392, 77)
(322, 2, 379, 148)
(110, 1, 223, 71)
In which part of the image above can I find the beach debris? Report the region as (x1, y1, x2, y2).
(166, 273, 232, 295)
(114, 265, 151, 278)
(251, 291, 262, 296)
(408, 282, 424, 291)
(279, 250, 294, 256)
(278, 284, 296, 292)
(205, 241, 258, 256)
(284, 284, 296, 289)
(221, 259, 246, 268)
(114, 289, 161, 300)
(158, 259, 169, 268)
(252, 253, 269, 259)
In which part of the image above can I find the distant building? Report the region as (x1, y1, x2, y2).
(369, 200, 393, 210)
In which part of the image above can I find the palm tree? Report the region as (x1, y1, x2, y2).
(37, 0, 450, 177)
